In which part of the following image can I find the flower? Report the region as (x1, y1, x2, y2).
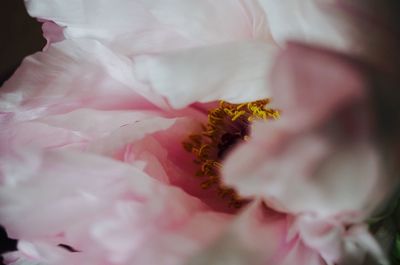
(0, 1, 392, 265)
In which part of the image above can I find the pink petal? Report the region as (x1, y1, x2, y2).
(222, 43, 386, 217)
(294, 216, 388, 265)
(268, 42, 366, 132)
(0, 39, 162, 121)
(0, 149, 231, 265)
(37, 19, 65, 50)
(187, 202, 325, 265)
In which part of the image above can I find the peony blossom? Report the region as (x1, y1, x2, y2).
(0, 1, 393, 265)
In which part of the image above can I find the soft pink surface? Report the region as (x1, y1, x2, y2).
(222, 43, 387, 265)
(24, 0, 356, 108)
(0, 39, 232, 265)
(37, 19, 65, 50)
(0, 1, 390, 265)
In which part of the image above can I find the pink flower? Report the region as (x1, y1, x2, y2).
(0, 1, 391, 265)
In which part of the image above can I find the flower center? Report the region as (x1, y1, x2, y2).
(183, 99, 279, 208)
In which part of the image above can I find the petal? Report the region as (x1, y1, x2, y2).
(35, 109, 158, 139)
(26, 0, 193, 55)
(268, 42, 366, 132)
(25, 0, 154, 42)
(86, 117, 177, 155)
(0, 149, 154, 238)
(0, 109, 166, 156)
(134, 41, 278, 108)
(222, 43, 386, 217)
(258, 0, 356, 52)
(0, 121, 88, 151)
(117, 117, 239, 212)
(187, 202, 324, 265)
(0, 39, 162, 121)
(37, 19, 65, 50)
(293, 215, 388, 265)
(25, 0, 270, 54)
(0, 149, 231, 265)
(224, 125, 382, 217)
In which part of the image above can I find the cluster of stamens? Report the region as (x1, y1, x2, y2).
(183, 99, 279, 208)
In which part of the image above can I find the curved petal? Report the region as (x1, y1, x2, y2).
(0, 149, 231, 265)
(258, 0, 356, 52)
(293, 215, 387, 265)
(0, 39, 162, 121)
(25, 0, 270, 54)
(222, 43, 386, 217)
(22, 1, 280, 109)
(139, 0, 266, 43)
(223, 125, 382, 217)
(37, 19, 65, 50)
(187, 202, 325, 265)
(133, 41, 278, 108)
(268, 42, 366, 132)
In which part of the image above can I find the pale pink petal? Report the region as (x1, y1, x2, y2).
(293, 215, 388, 265)
(268, 42, 367, 132)
(0, 121, 88, 151)
(35, 109, 158, 139)
(222, 43, 384, 218)
(72, 112, 235, 212)
(0, 149, 152, 238)
(258, 0, 356, 52)
(278, 240, 324, 265)
(133, 41, 278, 108)
(82, 203, 230, 265)
(294, 214, 353, 264)
(37, 19, 65, 50)
(0, 39, 162, 121)
(0, 109, 164, 157)
(0, 149, 231, 265)
(118, 117, 238, 212)
(86, 117, 177, 156)
(25, 0, 270, 55)
(187, 202, 325, 265)
(224, 128, 381, 217)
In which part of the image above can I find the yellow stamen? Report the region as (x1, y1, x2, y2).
(183, 99, 279, 208)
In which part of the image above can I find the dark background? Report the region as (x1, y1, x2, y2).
(0, 0, 45, 85)
(0, 0, 45, 263)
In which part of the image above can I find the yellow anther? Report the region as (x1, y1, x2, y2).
(231, 110, 246, 121)
(182, 98, 279, 208)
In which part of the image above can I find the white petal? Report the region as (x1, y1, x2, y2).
(25, 0, 271, 54)
(258, 0, 355, 52)
(141, 0, 265, 43)
(223, 124, 383, 218)
(134, 41, 278, 108)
